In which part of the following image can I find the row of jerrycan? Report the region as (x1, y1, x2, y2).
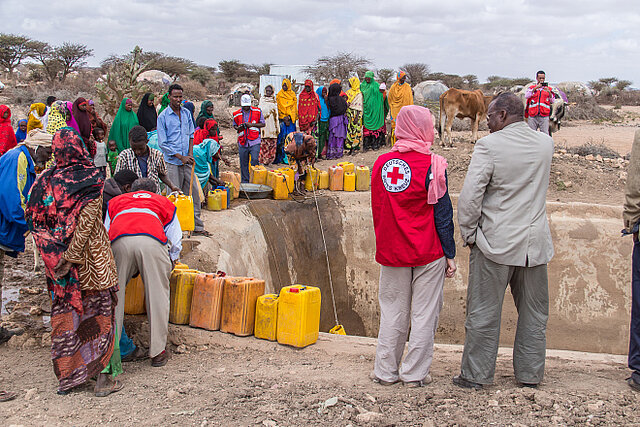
(123, 265, 321, 348)
(254, 285, 321, 348)
(250, 165, 294, 200)
(305, 162, 370, 192)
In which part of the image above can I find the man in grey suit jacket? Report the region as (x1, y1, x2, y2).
(454, 93, 554, 390)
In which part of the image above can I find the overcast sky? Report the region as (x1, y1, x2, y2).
(2, 0, 638, 86)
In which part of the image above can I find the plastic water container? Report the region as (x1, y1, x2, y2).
(124, 276, 145, 315)
(189, 273, 226, 331)
(344, 172, 356, 192)
(215, 189, 227, 210)
(206, 191, 222, 211)
(318, 170, 329, 189)
(168, 194, 195, 231)
(220, 277, 265, 336)
(278, 168, 295, 191)
(271, 172, 289, 200)
(329, 166, 344, 191)
(254, 294, 279, 341)
(169, 268, 200, 325)
(225, 182, 235, 201)
(216, 186, 230, 208)
(304, 167, 320, 191)
(355, 166, 370, 191)
(220, 172, 240, 198)
(337, 161, 355, 174)
(277, 285, 322, 348)
(251, 165, 268, 185)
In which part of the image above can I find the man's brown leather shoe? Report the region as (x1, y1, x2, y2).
(151, 350, 168, 367)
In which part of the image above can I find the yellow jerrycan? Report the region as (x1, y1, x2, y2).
(278, 167, 295, 191)
(337, 161, 355, 174)
(254, 294, 279, 341)
(168, 193, 195, 231)
(277, 285, 322, 348)
(344, 172, 356, 192)
(206, 191, 222, 211)
(124, 276, 145, 315)
(355, 165, 370, 191)
(169, 268, 200, 325)
(271, 172, 290, 200)
(304, 167, 320, 191)
(318, 170, 329, 189)
(251, 165, 268, 185)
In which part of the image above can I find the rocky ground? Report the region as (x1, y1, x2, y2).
(1, 109, 639, 425)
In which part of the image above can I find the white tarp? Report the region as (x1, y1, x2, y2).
(259, 75, 284, 96)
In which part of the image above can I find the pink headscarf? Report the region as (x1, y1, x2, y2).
(392, 105, 447, 204)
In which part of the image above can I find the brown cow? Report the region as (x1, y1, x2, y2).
(438, 88, 493, 146)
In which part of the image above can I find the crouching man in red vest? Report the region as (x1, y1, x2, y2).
(105, 178, 183, 368)
(233, 94, 265, 183)
(370, 105, 457, 387)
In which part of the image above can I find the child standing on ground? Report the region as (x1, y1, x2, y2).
(107, 140, 118, 175)
(93, 127, 108, 174)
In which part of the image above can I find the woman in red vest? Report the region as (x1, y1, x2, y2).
(370, 105, 457, 387)
(233, 94, 265, 182)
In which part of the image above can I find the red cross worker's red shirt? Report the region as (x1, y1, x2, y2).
(371, 151, 444, 267)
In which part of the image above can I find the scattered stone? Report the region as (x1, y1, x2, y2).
(29, 306, 43, 316)
(564, 181, 573, 188)
(356, 411, 384, 424)
(216, 368, 226, 374)
(553, 153, 561, 158)
(620, 171, 628, 180)
(573, 154, 580, 158)
(175, 344, 188, 354)
(365, 393, 376, 403)
(41, 332, 51, 347)
(488, 400, 499, 407)
(167, 389, 179, 400)
(596, 155, 603, 162)
(262, 420, 277, 427)
(19, 287, 42, 295)
(585, 154, 595, 161)
(533, 390, 554, 408)
(24, 388, 38, 401)
(318, 396, 339, 414)
(587, 400, 605, 412)
(558, 149, 567, 154)
(422, 420, 435, 427)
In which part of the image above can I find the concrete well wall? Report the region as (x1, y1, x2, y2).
(185, 193, 631, 355)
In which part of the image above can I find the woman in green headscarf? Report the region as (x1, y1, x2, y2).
(361, 71, 386, 151)
(196, 100, 216, 125)
(157, 93, 170, 115)
(108, 99, 139, 153)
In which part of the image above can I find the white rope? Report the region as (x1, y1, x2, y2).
(309, 167, 340, 327)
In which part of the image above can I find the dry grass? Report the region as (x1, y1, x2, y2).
(564, 139, 620, 159)
(566, 95, 621, 121)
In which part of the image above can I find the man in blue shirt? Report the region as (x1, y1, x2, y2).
(157, 84, 206, 235)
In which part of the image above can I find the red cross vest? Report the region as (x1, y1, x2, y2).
(107, 191, 177, 245)
(371, 151, 444, 267)
(526, 85, 552, 117)
(233, 107, 261, 145)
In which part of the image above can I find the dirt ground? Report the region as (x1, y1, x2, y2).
(1, 106, 639, 425)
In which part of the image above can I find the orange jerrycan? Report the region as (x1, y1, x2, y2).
(337, 161, 355, 174)
(355, 165, 370, 191)
(318, 170, 329, 189)
(215, 189, 227, 210)
(124, 275, 145, 315)
(328, 165, 344, 191)
(277, 285, 322, 348)
(220, 172, 240, 198)
(254, 294, 279, 341)
(220, 277, 265, 336)
(344, 172, 356, 192)
(189, 273, 226, 331)
(168, 194, 195, 231)
(251, 165, 268, 185)
(169, 268, 200, 324)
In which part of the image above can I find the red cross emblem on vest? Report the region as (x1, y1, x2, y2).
(381, 158, 411, 193)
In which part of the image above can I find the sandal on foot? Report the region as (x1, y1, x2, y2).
(95, 379, 124, 397)
(0, 391, 17, 402)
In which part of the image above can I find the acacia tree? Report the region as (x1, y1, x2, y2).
(377, 68, 394, 85)
(305, 52, 371, 84)
(28, 41, 61, 82)
(56, 42, 93, 81)
(218, 59, 252, 83)
(399, 63, 430, 85)
(0, 33, 34, 76)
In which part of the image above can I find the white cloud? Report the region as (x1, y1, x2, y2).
(0, 0, 638, 85)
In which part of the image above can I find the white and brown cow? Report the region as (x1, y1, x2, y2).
(438, 88, 493, 146)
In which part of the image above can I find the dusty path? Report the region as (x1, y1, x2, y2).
(0, 330, 637, 426)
